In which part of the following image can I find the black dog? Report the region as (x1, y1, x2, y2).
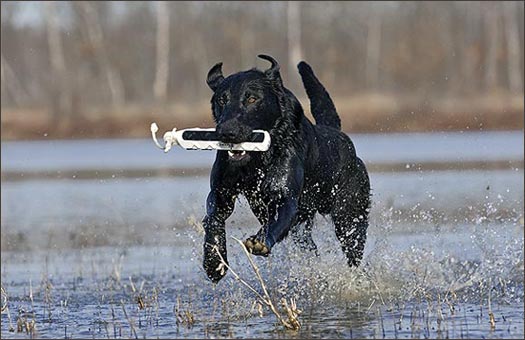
(202, 55, 370, 283)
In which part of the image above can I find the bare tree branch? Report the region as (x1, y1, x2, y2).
(503, 2, 523, 93)
(0, 53, 28, 106)
(44, 1, 71, 119)
(483, 2, 500, 91)
(365, 4, 382, 90)
(154, 1, 170, 103)
(287, 1, 302, 86)
(78, 1, 125, 107)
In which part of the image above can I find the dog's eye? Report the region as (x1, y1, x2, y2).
(217, 97, 227, 106)
(247, 96, 257, 104)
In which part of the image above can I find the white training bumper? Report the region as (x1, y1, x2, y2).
(150, 123, 271, 153)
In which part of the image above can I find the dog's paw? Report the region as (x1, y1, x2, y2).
(203, 231, 228, 283)
(203, 243, 228, 283)
(243, 237, 270, 257)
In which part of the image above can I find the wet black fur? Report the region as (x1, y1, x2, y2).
(203, 55, 371, 283)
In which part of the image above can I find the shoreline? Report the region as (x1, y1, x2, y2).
(2, 93, 523, 141)
(2, 159, 523, 182)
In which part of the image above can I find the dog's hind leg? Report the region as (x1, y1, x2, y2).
(331, 160, 370, 267)
(333, 212, 368, 267)
(290, 213, 318, 255)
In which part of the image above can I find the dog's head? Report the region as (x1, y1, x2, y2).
(207, 55, 285, 164)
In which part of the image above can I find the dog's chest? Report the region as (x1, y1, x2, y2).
(238, 167, 265, 193)
(238, 166, 288, 197)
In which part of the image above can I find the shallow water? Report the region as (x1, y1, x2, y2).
(1, 220, 523, 338)
(1, 131, 523, 172)
(1, 133, 524, 338)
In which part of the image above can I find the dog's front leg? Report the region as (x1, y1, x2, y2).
(244, 197, 299, 256)
(202, 187, 236, 283)
(244, 163, 303, 256)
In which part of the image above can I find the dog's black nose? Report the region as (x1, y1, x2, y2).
(217, 129, 238, 143)
(216, 119, 251, 143)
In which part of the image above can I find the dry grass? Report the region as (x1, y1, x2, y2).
(0, 204, 521, 337)
(213, 236, 302, 331)
(1, 93, 523, 140)
(174, 296, 196, 327)
(1, 285, 15, 332)
(0, 243, 521, 338)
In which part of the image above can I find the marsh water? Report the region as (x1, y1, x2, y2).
(1, 131, 524, 338)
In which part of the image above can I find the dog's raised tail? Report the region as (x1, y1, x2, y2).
(298, 61, 341, 131)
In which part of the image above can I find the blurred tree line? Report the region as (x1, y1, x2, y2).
(1, 1, 523, 135)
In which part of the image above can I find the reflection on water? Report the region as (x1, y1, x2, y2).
(1, 131, 523, 172)
(1, 169, 522, 251)
(1, 132, 523, 338)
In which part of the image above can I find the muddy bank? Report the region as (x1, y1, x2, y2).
(2, 94, 523, 140)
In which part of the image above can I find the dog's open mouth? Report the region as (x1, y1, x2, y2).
(227, 150, 249, 161)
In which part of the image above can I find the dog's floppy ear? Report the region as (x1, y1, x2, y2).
(258, 54, 283, 87)
(207, 62, 224, 91)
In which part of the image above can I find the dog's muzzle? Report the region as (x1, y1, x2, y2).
(227, 150, 249, 161)
(217, 119, 253, 162)
(216, 119, 252, 144)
